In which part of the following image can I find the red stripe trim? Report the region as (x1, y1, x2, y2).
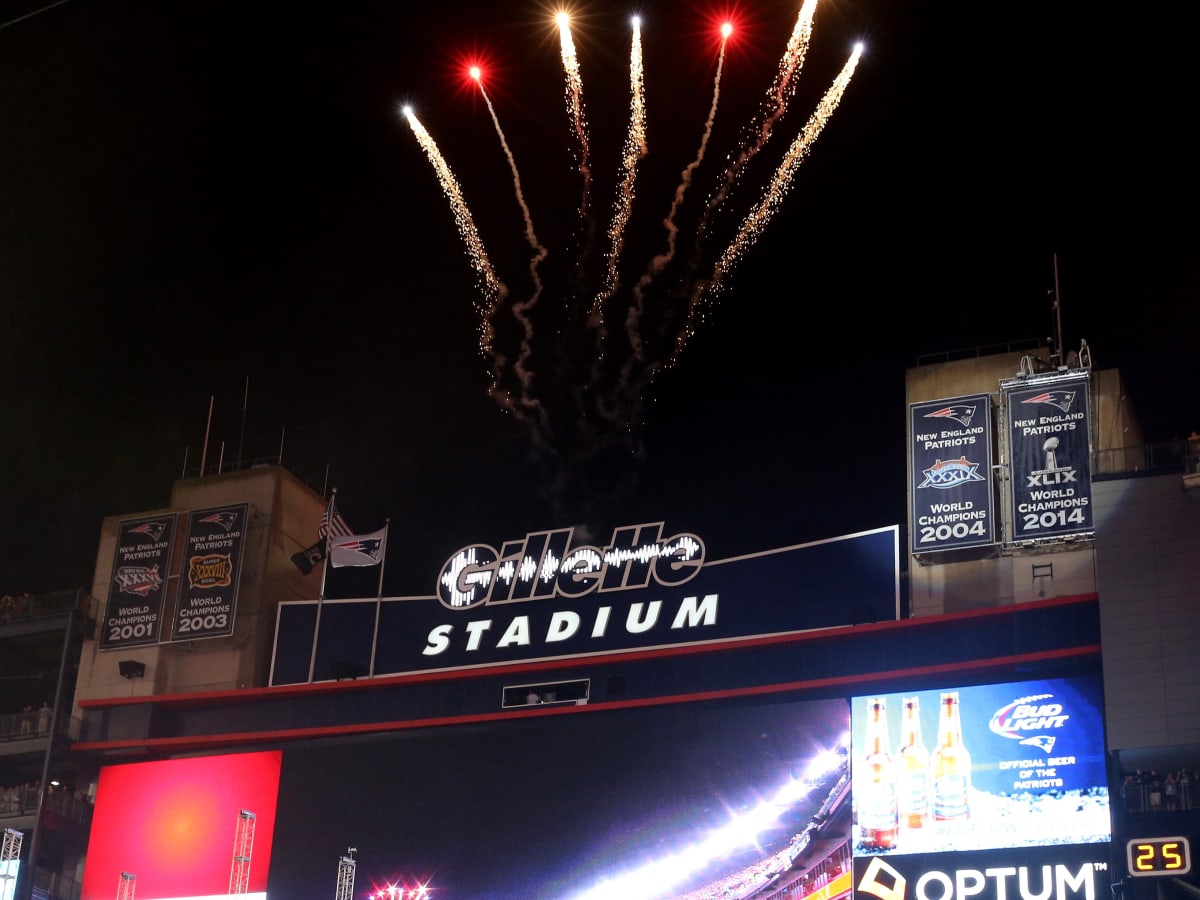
(71, 644, 1100, 753)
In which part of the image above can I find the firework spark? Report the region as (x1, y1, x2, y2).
(403, 105, 507, 350)
(472, 68, 551, 428)
(700, 0, 818, 231)
(557, 11, 592, 217)
(594, 15, 648, 312)
(672, 42, 864, 363)
(407, 6, 863, 523)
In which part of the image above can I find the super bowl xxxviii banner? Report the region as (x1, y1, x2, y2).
(100, 513, 177, 650)
(272, 523, 899, 684)
(172, 502, 250, 641)
(1005, 375, 1093, 540)
(909, 394, 995, 553)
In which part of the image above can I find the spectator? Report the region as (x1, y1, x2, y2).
(37, 700, 52, 734)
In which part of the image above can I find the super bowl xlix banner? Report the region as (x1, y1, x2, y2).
(100, 514, 177, 650)
(1005, 376, 1093, 540)
(172, 503, 249, 641)
(909, 394, 995, 552)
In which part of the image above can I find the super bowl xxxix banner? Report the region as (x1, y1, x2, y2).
(1004, 375, 1093, 540)
(100, 513, 178, 650)
(172, 502, 250, 641)
(909, 394, 995, 553)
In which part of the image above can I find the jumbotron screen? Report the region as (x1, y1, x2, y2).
(269, 696, 851, 899)
(81, 751, 280, 900)
(850, 674, 1110, 858)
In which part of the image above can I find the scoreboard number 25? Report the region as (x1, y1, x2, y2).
(1126, 836, 1191, 877)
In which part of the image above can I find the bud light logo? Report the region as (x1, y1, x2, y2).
(989, 693, 1069, 753)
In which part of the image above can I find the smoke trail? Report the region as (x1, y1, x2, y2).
(700, 0, 817, 230)
(475, 75, 551, 435)
(673, 43, 863, 363)
(558, 13, 592, 218)
(616, 28, 729, 406)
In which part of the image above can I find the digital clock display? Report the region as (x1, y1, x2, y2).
(1126, 836, 1191, 876)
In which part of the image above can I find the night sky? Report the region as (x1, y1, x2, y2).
(2, 0, 1195, 602)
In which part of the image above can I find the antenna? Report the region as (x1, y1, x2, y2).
(238, 376, 249, 470)
(1051, 252, 1064, 365)
(200, 395, 214, 476)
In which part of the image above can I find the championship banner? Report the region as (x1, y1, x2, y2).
(172, 503, 250, 641)
(1005, 376, 1093, 540)
(909, 394, 995, 553)
(100, 514, 177, 649)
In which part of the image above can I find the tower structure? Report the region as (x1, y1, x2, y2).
(334, 848, 356, 900)
(229, 809, 256, 894)
(115, 871, 136, 900)
(1, 829, 24, 900)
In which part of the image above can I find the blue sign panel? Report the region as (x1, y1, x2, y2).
(272, 524, 899, 683)
(909, 394, 996, 553)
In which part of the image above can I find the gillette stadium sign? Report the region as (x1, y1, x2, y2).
(271, 523, 900, 684)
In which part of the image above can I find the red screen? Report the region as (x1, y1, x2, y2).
(81, 750, 281, 900)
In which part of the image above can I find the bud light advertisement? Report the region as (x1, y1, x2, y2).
(851, 675, 1110, 857)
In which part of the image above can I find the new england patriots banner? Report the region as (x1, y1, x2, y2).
(100, 513, 177, 650)
(329, 528, 386, 568)
(1004, 375, 1093, 540)
(171, 502, 250, 641)
(909, 393, 996, 553)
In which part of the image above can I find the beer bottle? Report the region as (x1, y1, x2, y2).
(897, 696, 930, 828)
(858, 697, 899, 849)
(931, 691, 971, 820)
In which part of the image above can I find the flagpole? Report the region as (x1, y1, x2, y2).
(368, 519, 390, 678)
(307, 488, 337, 683)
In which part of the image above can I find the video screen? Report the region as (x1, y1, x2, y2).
(1, 858, 18, 900)
(268, 697, 851, 900)
(850, 675, 1110, 857)
(81, 751, 281, 900)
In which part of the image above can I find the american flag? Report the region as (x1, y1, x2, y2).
(318, 497, 353, 539)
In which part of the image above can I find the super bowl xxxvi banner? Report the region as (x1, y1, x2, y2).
(909, 394, 995, 553)
(100, 514, 178, 650)
(171, 503, 249, 641)
(1004, 376, 1093, 540)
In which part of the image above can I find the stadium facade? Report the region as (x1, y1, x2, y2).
(1, 342, 1197, 900)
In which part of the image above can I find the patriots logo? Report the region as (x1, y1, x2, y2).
(1021, 390, 1076, 413)
(198, 511, 239, 532)
(332, 538, 382, 555)
(128, 521, 167, 542)
(923, 404, 977, 428)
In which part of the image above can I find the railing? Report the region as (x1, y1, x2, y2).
(1093, 442, 1200, 478)
(1121, 779, 1200, 813)
(0, 589, 89, 625)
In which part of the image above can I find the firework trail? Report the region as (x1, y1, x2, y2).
(593, 15, 648, 315)
(403, 106, 508, 350)
(472, 68, 551, 434)
(628, 24, 730, 340)
(557, 12, 592, 218)
(672, 43, 863, 364)
(700, 0, 817, 231)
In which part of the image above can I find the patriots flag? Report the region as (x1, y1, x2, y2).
(292, 494, 356, 574)
(329, 528, 387, 568)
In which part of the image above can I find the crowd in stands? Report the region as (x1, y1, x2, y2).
(1122, 768, 1200, 812)
(0, 779, 92, 825)
(0, 592, 34, 622)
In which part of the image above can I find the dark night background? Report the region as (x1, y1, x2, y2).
(2, 0, 1195, 601)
